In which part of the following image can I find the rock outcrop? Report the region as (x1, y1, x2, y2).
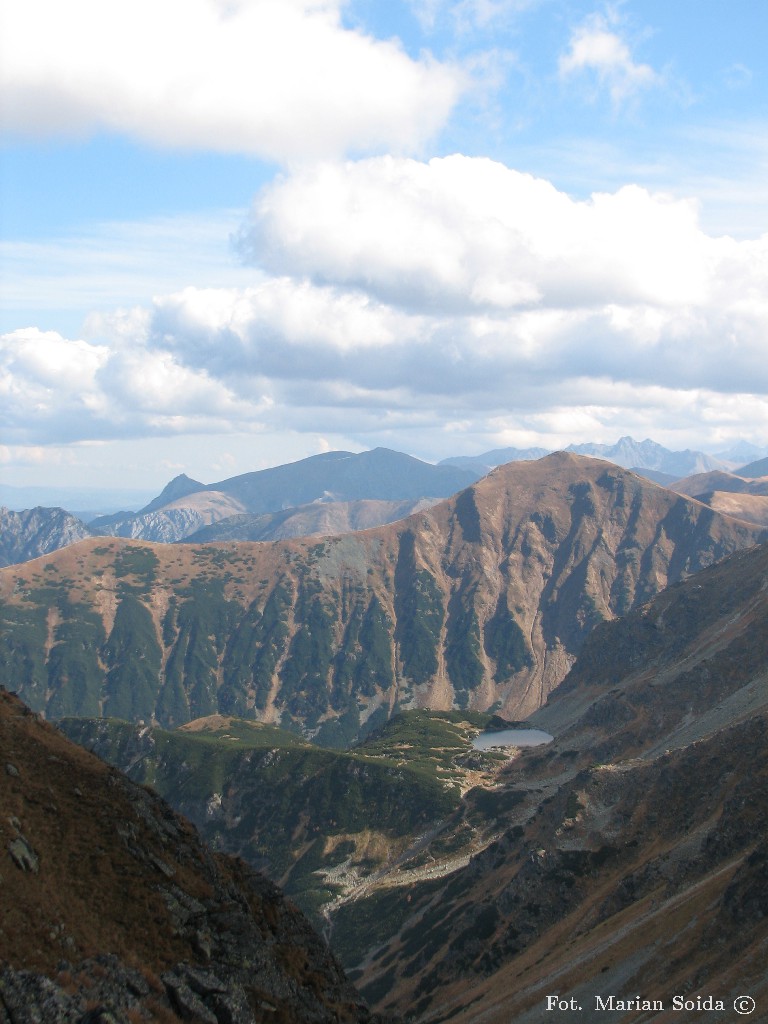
(0, 506, 93, 568)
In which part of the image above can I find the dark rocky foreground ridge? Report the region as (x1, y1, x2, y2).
(0, 688, 386, 1023)
(1, 454, 765, 745)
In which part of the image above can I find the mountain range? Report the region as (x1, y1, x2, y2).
(1, 453, 764, 746)
(4, 443, 768, 1021)
(88, 449, 477, 543)
(439, 434, 750, 479)
(39, 533, 768, 1023)
(3, 438, 768, 565)
(4, 440, 768, 569)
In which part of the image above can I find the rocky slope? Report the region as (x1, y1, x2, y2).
(184, 497, 441, 543)
(0, 506, 94, 568)
(1, 454, 764, 744)
(92, 490, 247, 542)
(51, 540, 768, 1023)
(0, 687, 384, 1023)
(333, 540, 768, 1022)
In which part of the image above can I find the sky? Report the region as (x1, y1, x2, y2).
(2, 0, 768, 493)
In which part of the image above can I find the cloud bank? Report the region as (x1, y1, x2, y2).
(4, 156, 768, 457)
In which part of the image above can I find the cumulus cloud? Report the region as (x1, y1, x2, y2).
(0, 0, 461, 160)
(558, 11, 660, 106)
(0, 326, 260, 444)
(238, 155, 713, 312)
(154, 156, 768, 442)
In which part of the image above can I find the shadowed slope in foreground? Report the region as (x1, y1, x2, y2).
(0, 688, 386, 1023)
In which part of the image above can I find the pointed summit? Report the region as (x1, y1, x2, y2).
(140, 473, 205, 514)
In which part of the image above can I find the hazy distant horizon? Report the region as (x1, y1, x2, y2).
(2, 434, 767, 508)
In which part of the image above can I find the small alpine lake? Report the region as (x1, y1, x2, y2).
(471, 727, 554, 750)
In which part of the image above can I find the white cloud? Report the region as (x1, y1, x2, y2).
(558, 12, 660, 106)
(408, 0, 537, 33)
(238, 155, 713, 312)
(0, 325, 260, 444)
(4, 155, 768, 462)
(0, 0, 461, 160)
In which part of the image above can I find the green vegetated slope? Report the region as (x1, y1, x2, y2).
(2, 454, 765, 744)
(59, 709, 508, 925)
(330, 540, 768, 1023)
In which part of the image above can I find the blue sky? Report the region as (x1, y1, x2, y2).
(2, 0, 768, 491)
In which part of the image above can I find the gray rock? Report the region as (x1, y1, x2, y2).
(8, 836, 39, 873)
(162, 965, 256, 1024)
(0, 967, 80, 1023)
(4, 764, 19, 778)
(162, 970, 220, 1023)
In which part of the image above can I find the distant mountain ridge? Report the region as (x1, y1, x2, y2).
(0, 506, 94, 568)
(5, 439, 767, 560)
(2, 453, 764, 744)
(566, 435, 726, 475)
(739, 455, 768, 478)
(138, 471, 205, 514)
(90, 448, 477, 543)
(185, 496, 441, 543)
(441, 435, 729, 478)
(439, 446, 549, 476)
(671, 468, 768, 528)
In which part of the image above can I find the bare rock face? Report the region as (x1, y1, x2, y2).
(0, 506, 93, 567)
(0, 689, 385, 1023)
(1, 454, 765, 743)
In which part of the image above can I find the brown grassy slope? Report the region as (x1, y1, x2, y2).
(696, 490, 768, 527)
(669, 468, 768, 527)
(0, 687, 379, 1022)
